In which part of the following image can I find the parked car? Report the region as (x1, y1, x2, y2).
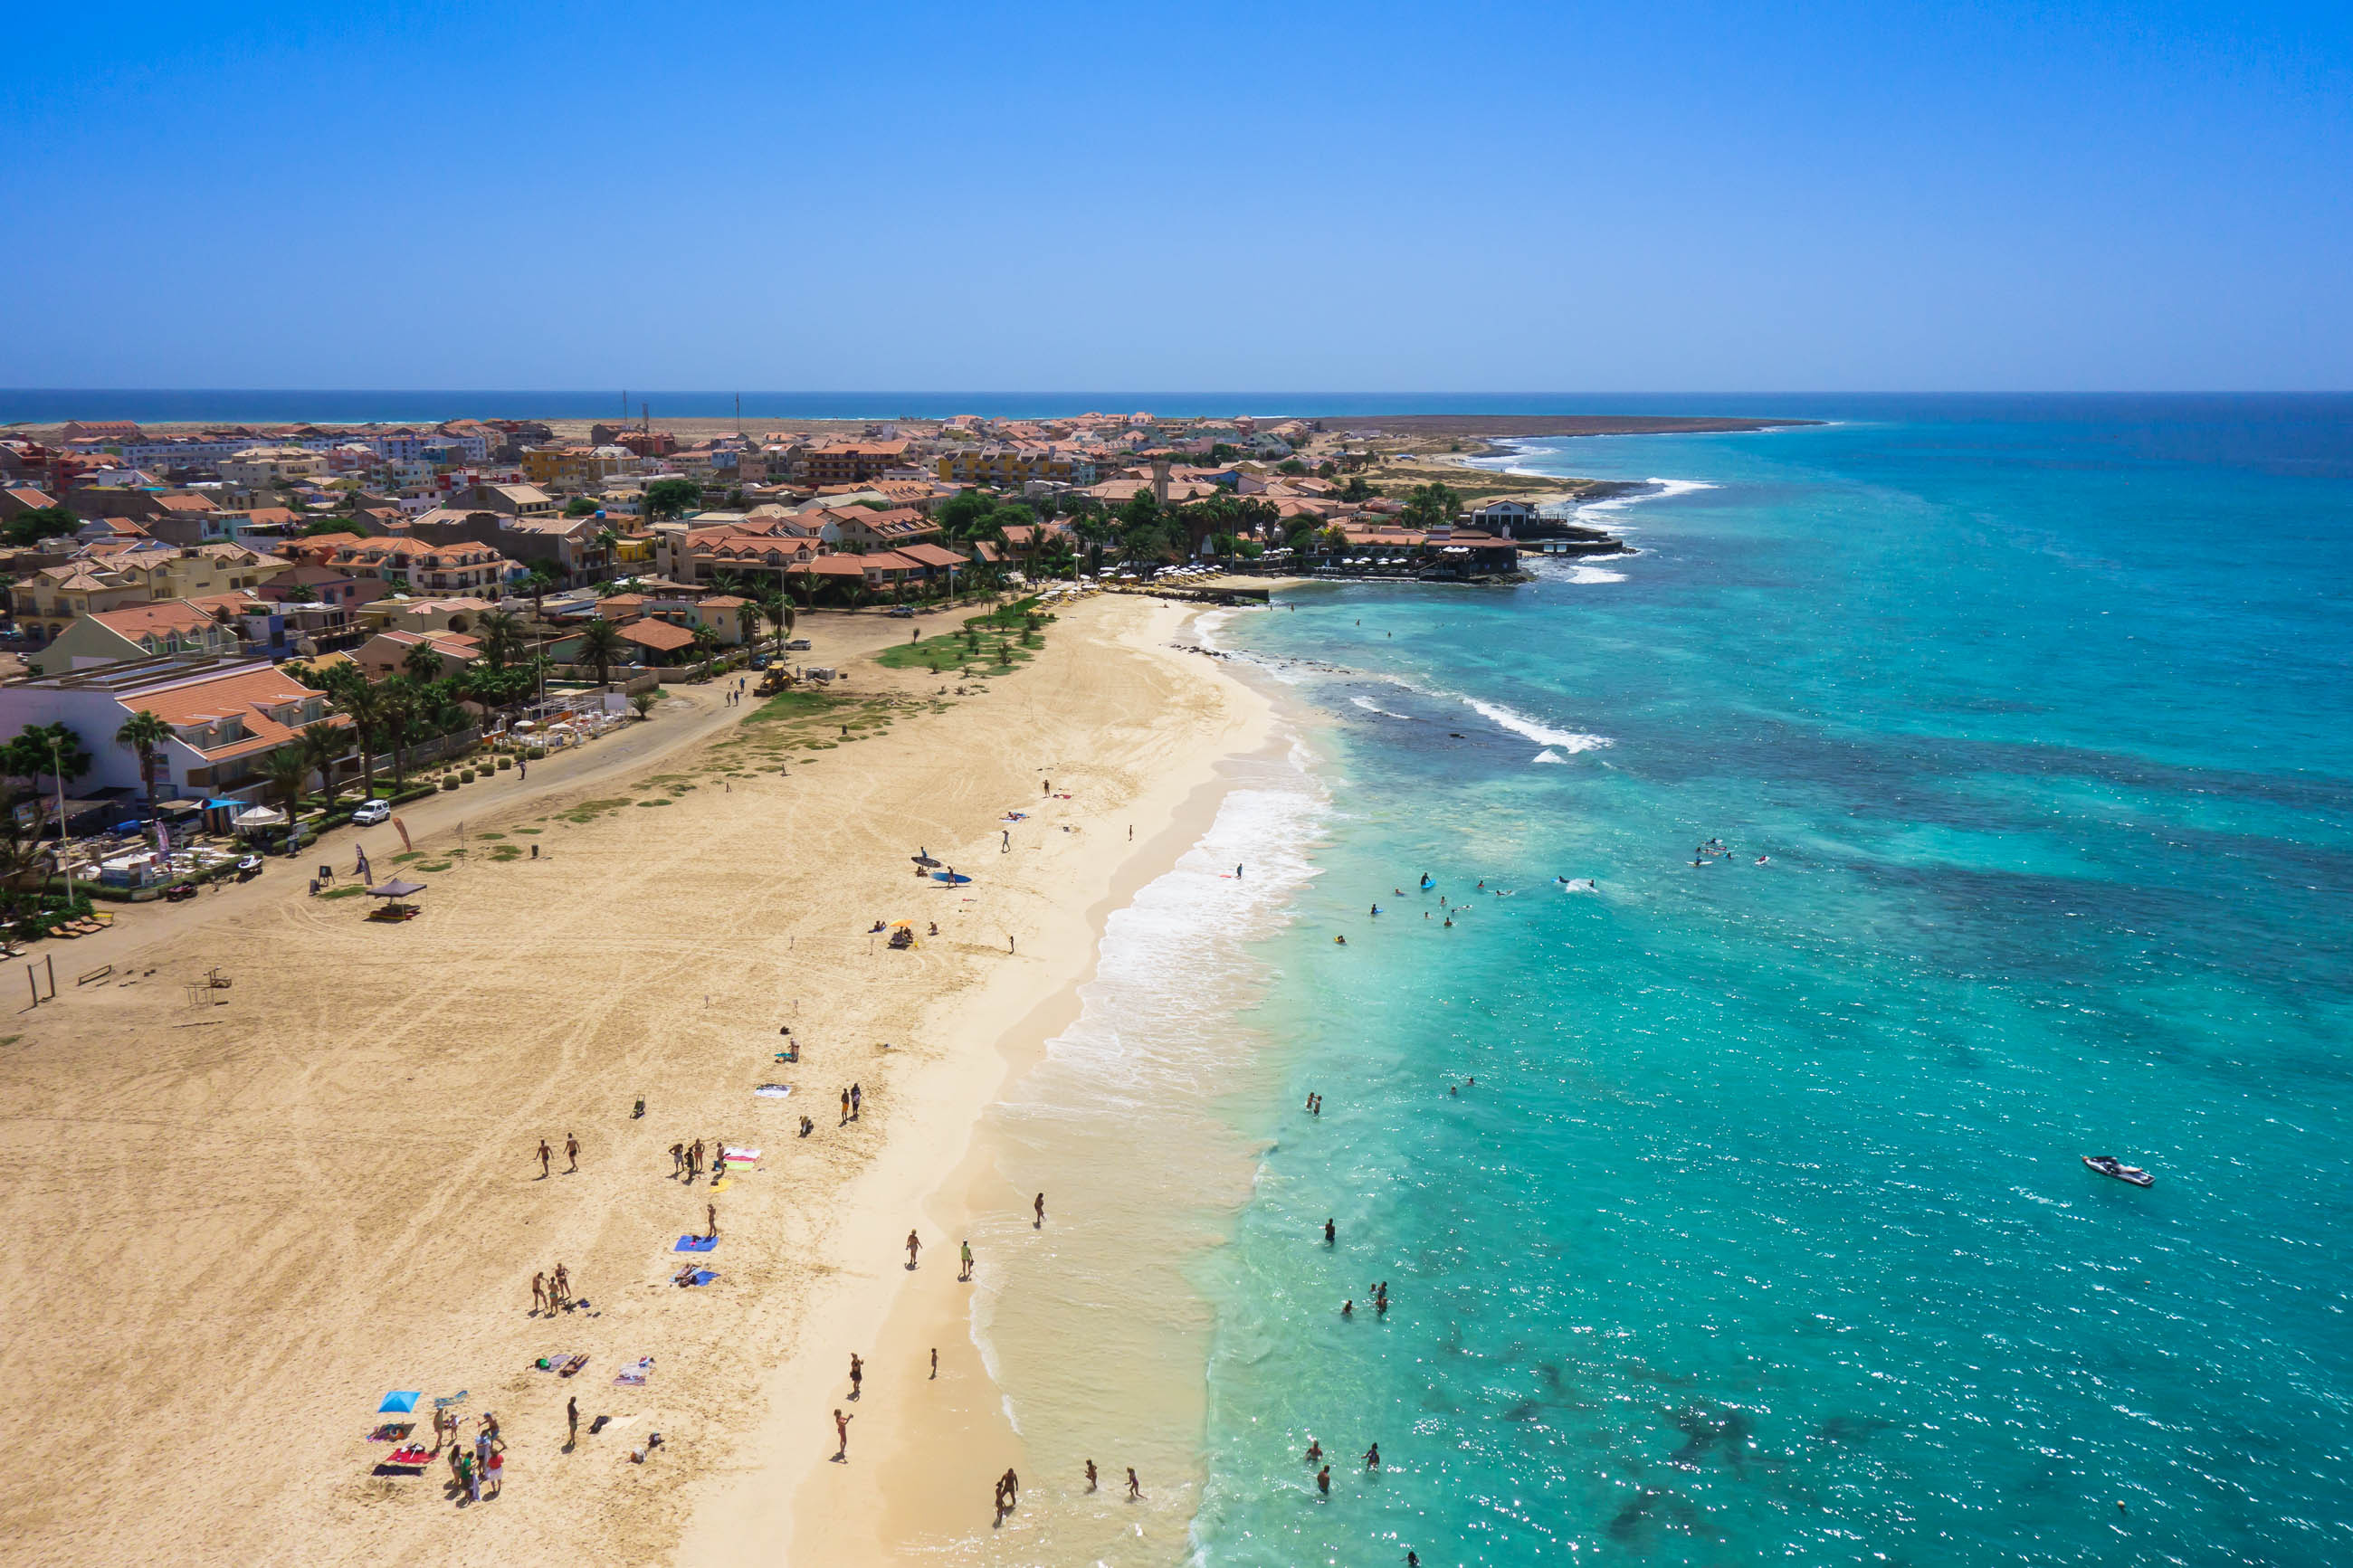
(784, 638, 811, 651)
(886, 606, 915, 618)
(352, 800, 392, 825)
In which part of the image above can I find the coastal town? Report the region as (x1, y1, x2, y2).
(0, 408, 1656, 938)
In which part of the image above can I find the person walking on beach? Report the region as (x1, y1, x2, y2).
(930, 1347, 938, 1380)
(567, 1395, 577, 1446)
(1127, 1467, 1143, 1500)
(840, 1089, 851, 1126)
(1034, 1192, 1045, 1228)
(707, 1202, 719, 1241)
(959, 1239, 973, 1280)
(670, 1142, 685, 1179)
(848, 1354, 863, 1400)
(1085, 1459, 1099, 1491)
(851, 1082, 862, 1118)
(552, 1263, 570, 1307)
(906, 1230, 922, 1269)
(531, 1271, 548, 1315)
(1002, 1467, 1019, 1507)
(565, 1132, 579, 1173)
(833, 1409, 853, 1460)
(538, 1138, 552, 1178)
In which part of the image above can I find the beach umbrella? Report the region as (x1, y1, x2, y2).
(367, 879, 428, 898)
(234, 805, 288, 829)
(378, 1391, 421, 1413)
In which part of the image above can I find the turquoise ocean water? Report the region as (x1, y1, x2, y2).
(1184, 398, 2353, 1565)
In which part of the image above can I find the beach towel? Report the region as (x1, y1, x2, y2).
(753, 1084, 792, 1098)
(710, 1174, 731, 1192)
(432, 1390, 469, 1410)
(533, 1354, 577, 1372)
(367, 1422, 414, 1442)
(384, 1445, 433, 1466)
(722, 1146, 762, 1163)
(557, 1354, 589, 1377)
(672, 1268, 718, 1288)
(613, 1357, 654, 1386)
(675, 1234, 718, 1252)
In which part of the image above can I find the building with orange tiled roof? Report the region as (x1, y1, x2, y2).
(39, 598, 247, 671)
(0, 654, 348, 803)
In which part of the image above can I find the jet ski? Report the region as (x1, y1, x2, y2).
(2082, 1155, 2154, 1188)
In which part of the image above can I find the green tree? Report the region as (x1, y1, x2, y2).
(300, 720, 346, 812)
(114, 710, 173, 822)
(1, 723, 93, 797)
(573, 618, 627, 688)
(520, 566, 557, 624)
(756, 592, 795, 653)
(628, 690, 658, 721)
(378, 679, 422, 787)
(332, 678, 385, 802)
(564, 496, 600, 517)
(3, 506, 78, 547)
(401, 638, 446, 685)
(1400, 481, 1462, 531)
(475, 610, 524, 671)
(643, 477, 703, 520)
(262, 746, 310, 822)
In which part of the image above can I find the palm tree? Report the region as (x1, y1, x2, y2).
(300, 721, 346, 812)
(475, 610, 524, 671)
(379, 680, 422, 788)
(690, 623, 722, 667)
(115, 709, 172, 826)
(574, 619, 626, 689)
(758, 593, 795, 654)
(401, 637, 445, 685)
(628, 690, 658, 721)
(261, 746, 309, 824)
(521, 566, 557, 625)
(332, 679, 384, 803)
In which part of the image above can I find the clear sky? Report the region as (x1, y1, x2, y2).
(5, 2, 2348, 392)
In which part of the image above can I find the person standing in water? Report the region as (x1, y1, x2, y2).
(1324, 1217, 1336, 1244)
(1085, 1458, 1099, 1491)
(1127, 1467, 1143, 1500)
(1034, 1192, 1046, 1227)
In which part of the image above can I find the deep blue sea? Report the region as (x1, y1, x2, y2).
(1185, 397, 2353, 1565)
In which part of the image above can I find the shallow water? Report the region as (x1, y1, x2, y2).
(1178, 398, 2353, 1564)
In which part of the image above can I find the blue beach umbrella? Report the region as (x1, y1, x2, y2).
(377, 1391, 421, 1413)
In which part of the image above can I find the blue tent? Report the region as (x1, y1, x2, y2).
(377, 1391, 421, 1413)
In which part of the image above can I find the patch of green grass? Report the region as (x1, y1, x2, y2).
(320, 885, 367, 900)
(557, 796, 632, 824)
(0, 1034, 20, 1048)
(475, 832, 507, 841)
(416, 860, 453, 873)
(636, 799, 672, 808)
(745, 689, 847, 724)
(491, 844, 524, 861)
(392, 851, 424, 863)
(516, 827, 543, 834)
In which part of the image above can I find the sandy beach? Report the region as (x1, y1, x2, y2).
(0, 592, 1265, 1566)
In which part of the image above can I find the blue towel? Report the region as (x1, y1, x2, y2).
(688, 1269, 718, 1286)
(675, 1235, 718, 1252)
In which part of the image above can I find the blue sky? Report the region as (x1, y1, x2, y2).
(4, 1, 2348, 391)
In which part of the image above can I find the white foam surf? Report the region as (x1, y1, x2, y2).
(1461, 695, 1612, 753)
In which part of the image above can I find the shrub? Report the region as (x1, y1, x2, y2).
(440, 777, 460, 791)
(459, 769, 476, 784)
(496, 756, 513, 771)
(527, 746, 548, 759)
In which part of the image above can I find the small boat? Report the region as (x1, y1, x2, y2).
(2082, 1155, 2154, 1188)
(235, 855, 263, 879)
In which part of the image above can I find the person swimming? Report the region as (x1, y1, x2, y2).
(1369, 904, 1381, 915)
(1419, 873, 1433, 889)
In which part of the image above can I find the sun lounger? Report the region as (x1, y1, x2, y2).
(613, 1357, 654, 1386)
(675, 1234, 718, 1252)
